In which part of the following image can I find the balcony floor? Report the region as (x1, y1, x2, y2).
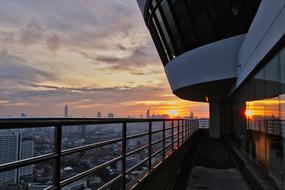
(186, 166, 250, 190)
(174, 131, 251, 190)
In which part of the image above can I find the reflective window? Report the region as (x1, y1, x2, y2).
(264, 55, 279, 99)
(151, 16, 170, 62)
(160, 0, 184, 54)
(146, 0, 261, 65)
(170, 0, 198, 51)
(186, 0, 215, 44)
(237, 45, 285, 189)
(154, 8, 176, 58)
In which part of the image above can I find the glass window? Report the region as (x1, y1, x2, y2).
(151, 17, 171, 62)
(264, 55, 279, 99)
(280, 46, 285, 94)
(280, 47, 285, 123)
(160, 0, 184, 54)
(206, 0, 234, 38)
(145, 0, 261, 65)
(186, 0, 215, 44)
(154, 8, 176, 58)
(170, 0, 198, 52)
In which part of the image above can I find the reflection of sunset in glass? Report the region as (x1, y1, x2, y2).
(246, 98, 282, 120)
(245, 109, 253, 118)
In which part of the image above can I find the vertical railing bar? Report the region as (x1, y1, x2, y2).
(54, 125, 62, 189)
(177, 120, 180, 148)
(272, 120, 275, 136)
(162, 121, 166, 159)
(181, 120, 183, 144)
(148, 121, 152, 171)
(122, 122, 127, 190)
(182, 120, 184, 144)
(171, 120, 174, 153)
(187, 120, 189, 139)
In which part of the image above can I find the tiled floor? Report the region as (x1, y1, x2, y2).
(185, 135, 251, 190)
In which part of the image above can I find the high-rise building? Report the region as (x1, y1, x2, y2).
(107, 113, 114, 118)
(0, 133, 34, 183)
(20, 113, 27, 118)
(64, 105, 68, 118)
(97, 111, 102, 118)
(189, 112, 194, 119)
(146, 109, 150, 118)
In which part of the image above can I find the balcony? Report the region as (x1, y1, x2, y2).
(0, 118, 199, 190)
(0, 118, 282, 190)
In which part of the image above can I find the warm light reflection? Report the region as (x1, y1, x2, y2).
(245, 110, 253, 118)
(246, 97, 281, 120)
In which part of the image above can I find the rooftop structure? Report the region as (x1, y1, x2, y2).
(137, 0, 285, 189)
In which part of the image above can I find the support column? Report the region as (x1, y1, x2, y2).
(210, 101, 221, 138)
(209, 100, 233, 138)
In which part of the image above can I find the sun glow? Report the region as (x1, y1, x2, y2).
(168, 110, 178, 118)
(245, 109, 253, 119)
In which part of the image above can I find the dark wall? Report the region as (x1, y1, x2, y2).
(132, 131, 200, 190)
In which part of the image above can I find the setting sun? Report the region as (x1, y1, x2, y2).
(168, 110, 178, 117)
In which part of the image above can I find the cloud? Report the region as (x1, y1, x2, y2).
(21, 20, 43, 46)
(0, 53, 54, 82)
(0, 0, 209, 118)
(46, 34, 60, 50)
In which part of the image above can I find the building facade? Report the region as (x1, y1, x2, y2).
(0, 133, 34, 183)
(137, 0, 285, 188)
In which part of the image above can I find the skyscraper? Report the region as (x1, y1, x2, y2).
(64, 105, 68, 118)
(0, 133, 34, 183)
(108, 113, 114, 118)
(97, 111, 102, 118)
(146, 109, 150, 118)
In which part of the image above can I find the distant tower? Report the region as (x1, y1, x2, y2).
(97, 111, 102, 118)
(64, 105, 68, 118)
(189, 111, 194, 119)
(146, 109, 150, 118)
(21, 113, 27, 118)
(108, 113, 114, 118)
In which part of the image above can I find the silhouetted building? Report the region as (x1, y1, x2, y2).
(146, 109, 150, 118)
(64, 105, 69, 118)
(108, 113, 114, 118)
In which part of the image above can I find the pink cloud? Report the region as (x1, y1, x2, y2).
(46, 34, 60, 50)
(21, 20, 43, 46)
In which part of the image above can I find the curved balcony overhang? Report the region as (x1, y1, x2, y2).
(165, 35, 245, 102)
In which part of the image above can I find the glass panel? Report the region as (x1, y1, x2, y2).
(186, 0, 214, 44)
(170, 0, 198, 52)
(264, 55, 279, 99)
(206, 0, 234, 38)
(150, 12, 171, 62)
(154, 2, 176, 58)
(244, 48, 284, 189)
(280, 46, 285, 189)
(146, 0, 261, 64)
(160, 0, 184, 54)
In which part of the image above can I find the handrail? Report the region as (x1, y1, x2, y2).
(246, 119, 285, 137)
(0, 118, 200, 190)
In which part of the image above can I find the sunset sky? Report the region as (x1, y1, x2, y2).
(0, 0, 208, 118)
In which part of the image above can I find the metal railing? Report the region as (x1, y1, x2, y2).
(0, 118, 199, 190)
(247, 119, 285, 137)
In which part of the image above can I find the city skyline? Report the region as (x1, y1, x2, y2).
(0, 0, 208, 118)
